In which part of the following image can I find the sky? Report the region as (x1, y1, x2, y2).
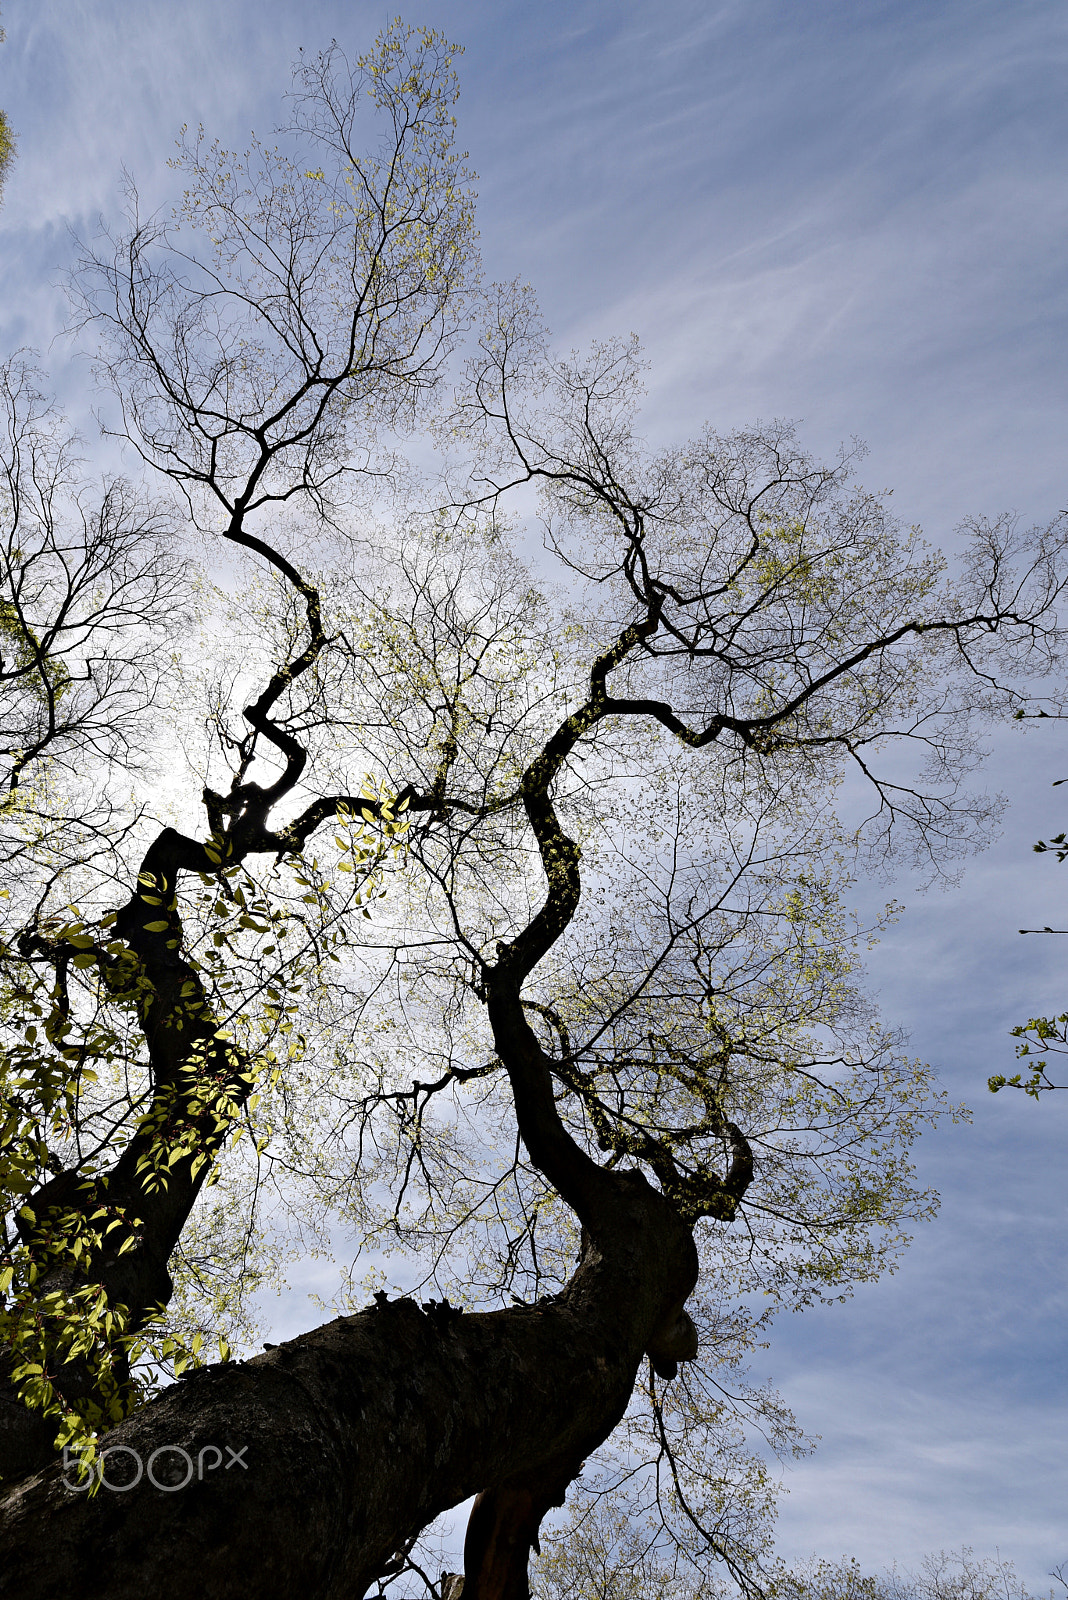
(2, 0, 1067, 1587)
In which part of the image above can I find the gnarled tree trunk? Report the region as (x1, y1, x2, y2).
(0, 1162, 697, 1600)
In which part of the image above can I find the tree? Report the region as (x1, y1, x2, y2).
(0, 348, 187, 1473)
(529, 1499, 1059, 1600)
(990, 764, 1068, 1097)
(0, 8, 13, 204)
(1, 26, 1067, 1600)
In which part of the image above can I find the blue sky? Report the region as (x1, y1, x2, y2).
(3, 0, 1067, 1584)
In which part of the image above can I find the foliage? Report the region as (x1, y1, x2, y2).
(991, 1012, 1068, 1097)
(991, 786, 1068, 1097)
(0, 8, 12, 202)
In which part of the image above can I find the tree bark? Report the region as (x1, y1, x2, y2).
(0, 1162, 697, 1600)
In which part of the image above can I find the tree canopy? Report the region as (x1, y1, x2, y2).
(1, 25, 1066, 1600)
